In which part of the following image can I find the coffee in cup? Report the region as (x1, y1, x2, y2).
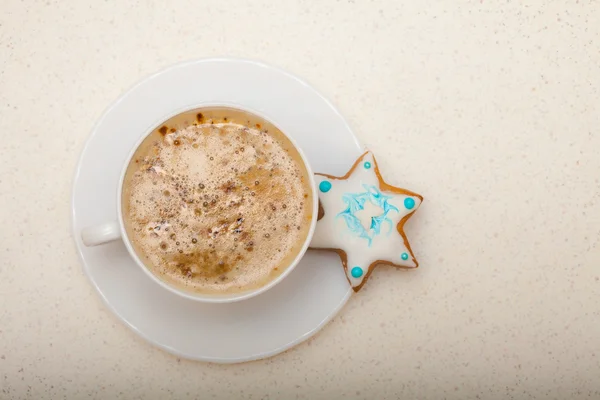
(120, 107, 314, 296)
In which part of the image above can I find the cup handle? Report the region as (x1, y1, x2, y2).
(81, 221, 122, 247)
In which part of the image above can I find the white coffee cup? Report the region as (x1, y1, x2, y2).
(81, 105, 319, 304)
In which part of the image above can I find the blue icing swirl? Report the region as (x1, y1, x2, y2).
(337, 184, 399, 247)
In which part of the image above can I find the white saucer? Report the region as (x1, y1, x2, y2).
(72, 58, 363, 363)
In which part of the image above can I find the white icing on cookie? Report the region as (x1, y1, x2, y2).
(310, 152, 422, 291)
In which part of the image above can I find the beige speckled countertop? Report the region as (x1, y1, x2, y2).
(2, 0, 600, 398)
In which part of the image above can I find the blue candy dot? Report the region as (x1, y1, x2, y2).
(363, 161, 371, 169)
(401, 252, 409, 261)
(319, 180, 332, 193)
(404, 197, 415, 209)
(351, 266, 363, 278)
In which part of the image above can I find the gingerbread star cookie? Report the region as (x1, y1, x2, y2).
(310, 151, 423, 292)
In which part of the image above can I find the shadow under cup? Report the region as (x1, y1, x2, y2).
(118, 106, 318, 303)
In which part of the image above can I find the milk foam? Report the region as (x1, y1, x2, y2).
(122, 108, 313, 295)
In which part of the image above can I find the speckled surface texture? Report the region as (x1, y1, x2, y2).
(2, 0, 600, 398)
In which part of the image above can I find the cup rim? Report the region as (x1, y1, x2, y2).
(116, 102, 319, 303)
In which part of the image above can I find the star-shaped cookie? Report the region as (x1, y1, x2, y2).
(310, 151, 423, 292)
